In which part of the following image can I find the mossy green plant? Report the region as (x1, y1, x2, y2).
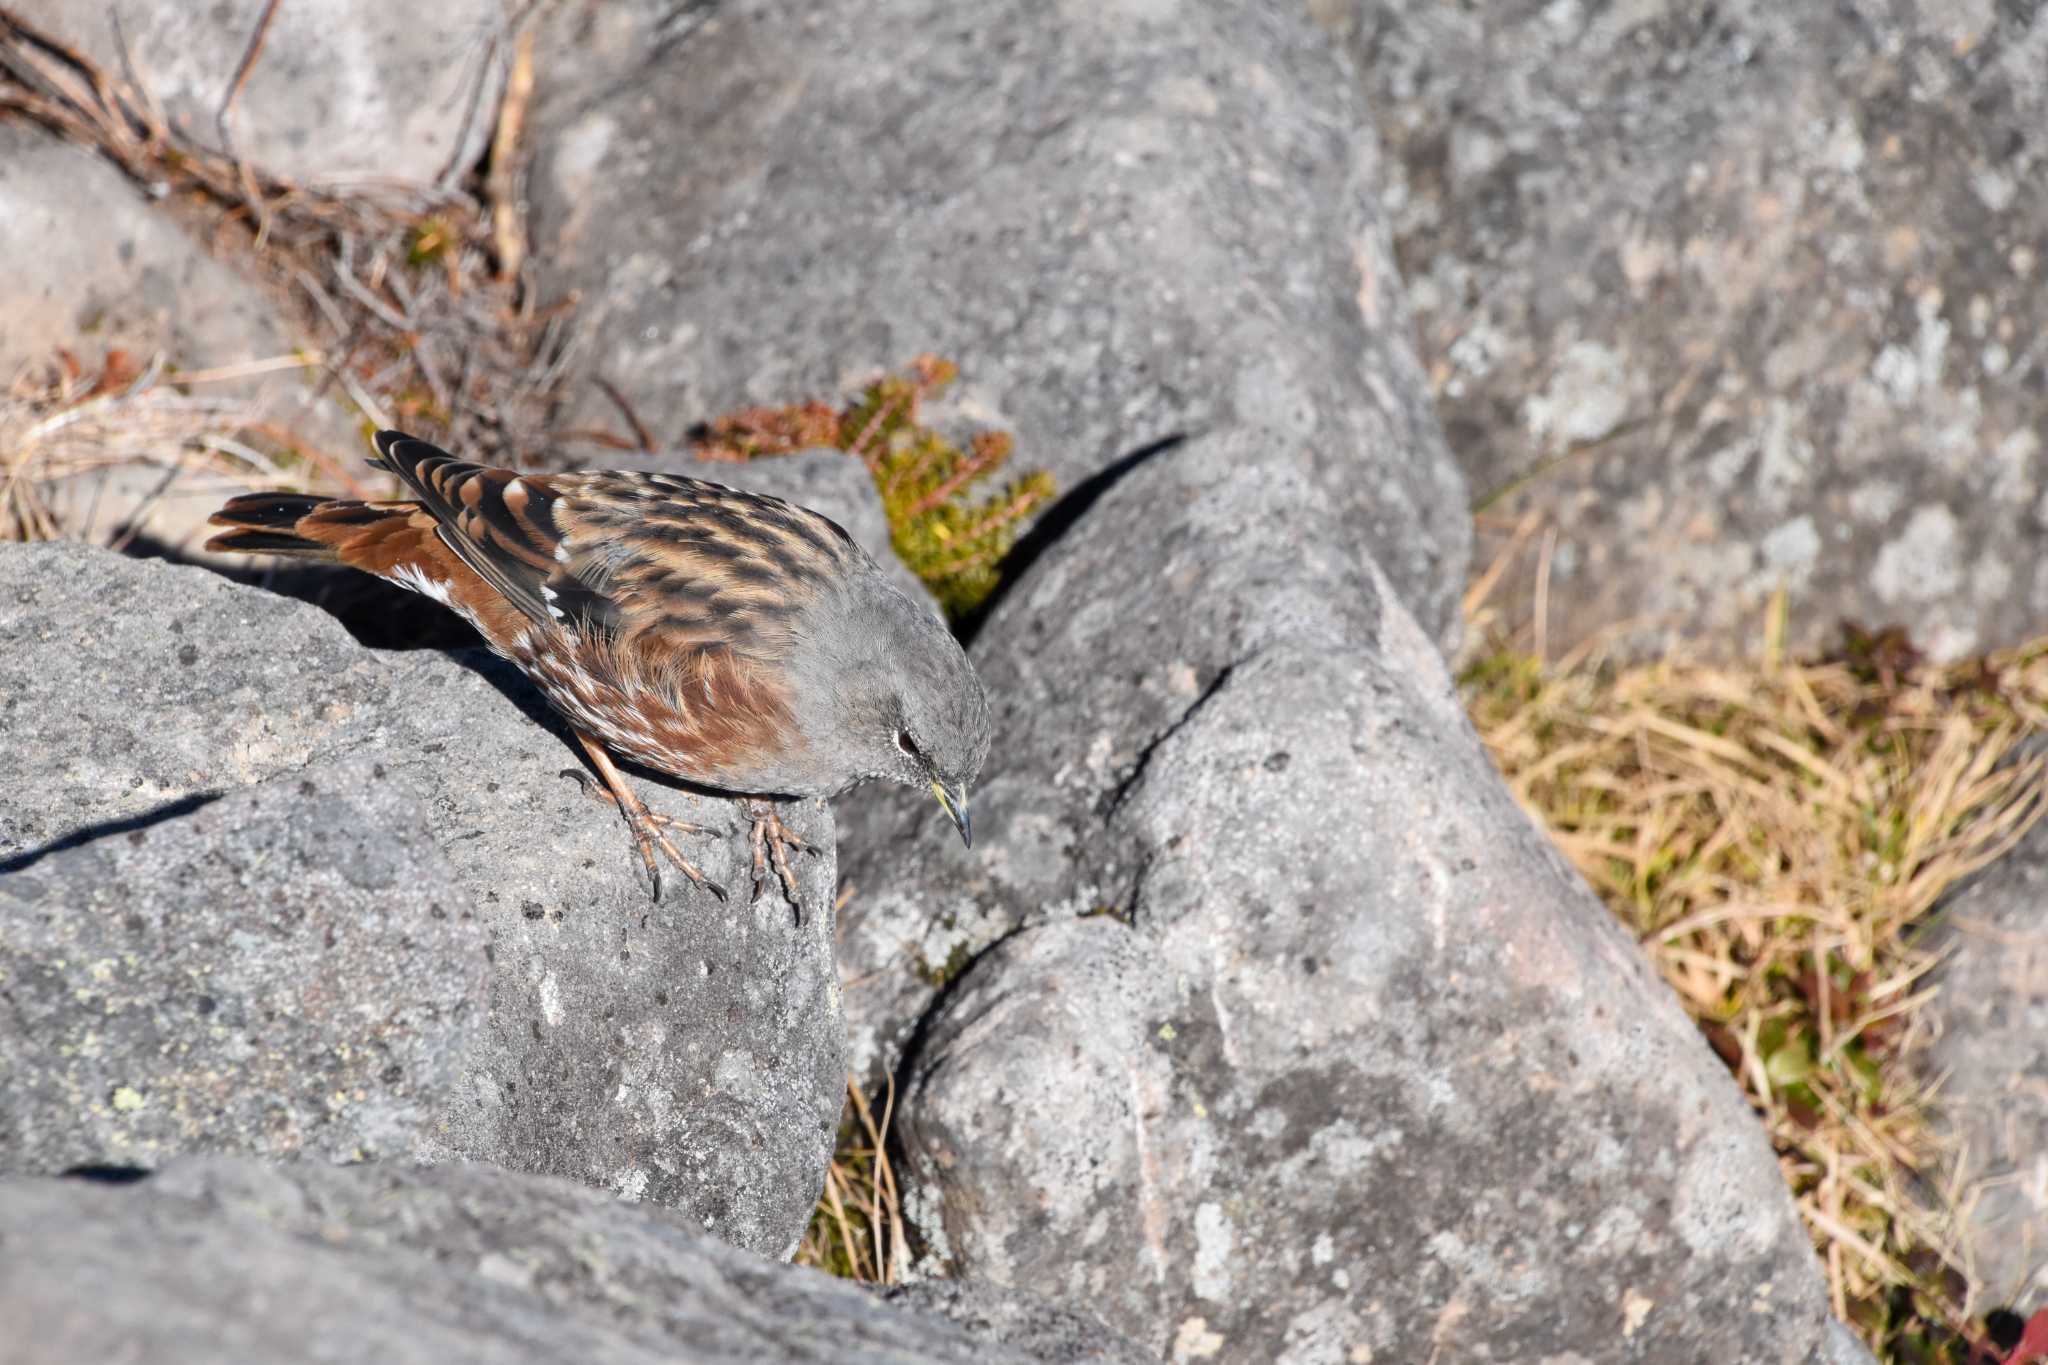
(695, 356, 1054, 619)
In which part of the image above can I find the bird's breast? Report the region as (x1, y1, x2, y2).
(504, 625, 803, 793)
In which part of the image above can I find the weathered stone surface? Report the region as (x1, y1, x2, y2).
(10, 0, 504, 187)
(880, 1279, 1155, 1365)
(833, 428, 1387, 1082)
(1812, 1320, 1882, 1365)
(526, 0, 1469, 643)
(1923, 814, 2048, 1312)
(1331, 0, 2048, 660)
(0, 1156, 1072, 1364)
(0, 541, 841, 1257)
(792, 371, 1854, 1358)
(895, 629, 1837, 1361)
(0, 754, 481, 1169)
(0, 123, 293, 382)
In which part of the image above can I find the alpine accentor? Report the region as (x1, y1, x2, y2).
(206, 429, 990, 902)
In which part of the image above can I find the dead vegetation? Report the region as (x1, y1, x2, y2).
(0, 2, 572, 491)
(797, 1077, 906, 1285)
(5, 7, 2043, 1358)
(1464, 513, 2048, 1363)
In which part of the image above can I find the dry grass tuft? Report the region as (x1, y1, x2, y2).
(1465, 560, 2048, 1360)
(0, 4, 569, 483)
(797, 1076, 906, 1285)
(0, 346, 372, 545)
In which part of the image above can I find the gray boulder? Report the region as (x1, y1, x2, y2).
(525, 0, 1469, 644)
(0, 1155, 1138, 1363)
(8, 0, 504, 188)
(1923, 814, 2048, 1312)
(1, 754, 482, 1169)
(1334, 1, 2048, 660)
(0, 540, 841, 1257)
(0, 123, 294, 382)
(833, 427, 1388, 1082)
(880, 1280, 1157, 1365)
(892, 600, 1839, 1360)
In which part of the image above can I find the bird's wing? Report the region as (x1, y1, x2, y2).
(370, 430, 859, 657)
(370, 430, 601, 633)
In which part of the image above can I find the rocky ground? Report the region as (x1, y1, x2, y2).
(1331, 0, 2048, 664)
(4, 1, 2045, 1362)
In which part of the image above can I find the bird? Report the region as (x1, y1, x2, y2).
(204, 429, 990, 904)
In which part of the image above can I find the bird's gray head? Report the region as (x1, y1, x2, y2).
(789, 565, 991, 846)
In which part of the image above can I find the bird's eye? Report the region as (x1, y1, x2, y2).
(896, 727, 919, 758)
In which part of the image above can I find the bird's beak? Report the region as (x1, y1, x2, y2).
(931, 779, 972, 848)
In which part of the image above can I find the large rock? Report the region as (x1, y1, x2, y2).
(0, 541, 841, 1257)
(9, 0, 504, 187)
(891, 569, 1842, 1360)
(1332, 1, 2048, 660)
(526, 0, 1469, 644)
(0, 1155, 1142, 1363)
(833, 428, 1387, 1081)
(1, 754, 483, 1169)
(1922, 815, 2048, 1312)
(0, 123, 294, 382)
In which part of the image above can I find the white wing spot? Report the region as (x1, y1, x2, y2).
(389, 562, 454, 608)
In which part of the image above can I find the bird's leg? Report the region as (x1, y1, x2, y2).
(563, 768, 702, 835)
(572, 731, 724, 902)
(745, 797, 807, 909)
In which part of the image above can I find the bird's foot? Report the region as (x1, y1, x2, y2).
(745, 798, 809, 913)
(562, 766, 724, 903)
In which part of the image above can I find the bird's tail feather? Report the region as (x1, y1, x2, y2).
(205, 493, 409, 561)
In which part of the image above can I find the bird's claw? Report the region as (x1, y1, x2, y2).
(571, 766, 722, 902)
(746, 800, 809, 916)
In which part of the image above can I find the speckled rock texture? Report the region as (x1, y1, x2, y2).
(826, 403, 1850, 1357)
(8, 0, 504, 187)
(0, 754, 482, 1170)
(887, 587, 1841, 1360)
(525, 0, 1469, 646)
(833, 427, 1391, 1084)
(0, 541, 840, 1257)
(1330, 0, 2048, 661)
(1814, 1320, 1883, 1365)
(879, 1280, 1156, 1365)
(0, 1156, 1139, 1364)
(1923, 814, 2048, 1313)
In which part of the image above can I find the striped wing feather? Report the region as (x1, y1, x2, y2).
(369, 430, 859, 663)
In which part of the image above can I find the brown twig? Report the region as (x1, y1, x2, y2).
(214, 0, 281, 158)
(488, 25, 535, 281)
(595, 377, 658, 453)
